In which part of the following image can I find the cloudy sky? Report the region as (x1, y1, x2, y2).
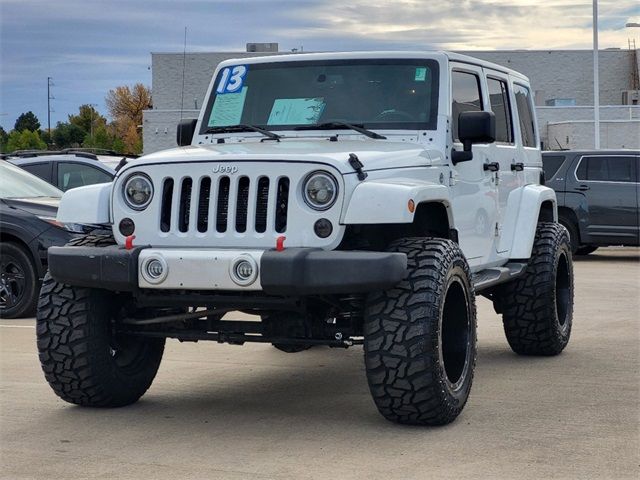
(1, 0, 638, 131)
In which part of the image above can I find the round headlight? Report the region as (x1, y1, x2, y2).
(303, 171, 338, 210)
(123, 173, 153, 210)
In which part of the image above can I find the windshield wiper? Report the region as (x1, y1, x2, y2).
(205, 124, 281, 141)
(294, 121, 386, 140)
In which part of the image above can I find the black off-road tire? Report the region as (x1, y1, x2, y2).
(364, 238, 477, 426)
(558, 215, 580, 255)
(36, 233, 165, 407)
(498, 222, 573, 356)
(0, 242, 39, 319)
(67, 233, 117, 248)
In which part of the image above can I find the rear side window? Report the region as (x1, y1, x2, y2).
(514, 84, 536, 147)
(487, 78, 513, 144)
(57, 162, 113, 191)
(576, 156, 637, 182)
(20, 162, 50, 182)
(451, 71, 483, 141)
(542, 155, 566, 178)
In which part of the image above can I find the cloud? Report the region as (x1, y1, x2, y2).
(1, 0, 638, 130)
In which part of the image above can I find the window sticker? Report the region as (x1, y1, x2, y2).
(216, 65, 247, 94)
(414, 67, 427, 82)
(209, 86, 248, 126)
(267, 97, 326, 125)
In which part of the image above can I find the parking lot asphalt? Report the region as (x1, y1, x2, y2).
(1, 248, 639, 480)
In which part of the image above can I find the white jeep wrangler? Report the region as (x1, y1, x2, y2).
(37, 51, 574, 426)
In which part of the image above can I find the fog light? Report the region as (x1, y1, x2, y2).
(141, 256, 168, 284)
(146, 259, 164, 279)
(230, 255, 258, 286)
(314, 218, 333, 238)
(119, 217, 135, 236)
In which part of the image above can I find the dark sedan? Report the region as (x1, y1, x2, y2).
(0, 162, 84, 318)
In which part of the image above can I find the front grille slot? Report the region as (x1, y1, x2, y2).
(255, 177, 269, 233)
(160, 178, 174, 232)
(275, 177, 289, 233)
(197, 177, 211, 233)
(235, 177, 250, 233)
(178, 178, 192, 232)
(216, 176, 230, 233)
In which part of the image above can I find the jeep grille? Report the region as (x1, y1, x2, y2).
(159, 174, 289, 235)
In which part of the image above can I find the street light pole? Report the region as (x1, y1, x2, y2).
(89, 103, 98, 138)
(593, 0, 600, 149)
(47, 77, 52, 137)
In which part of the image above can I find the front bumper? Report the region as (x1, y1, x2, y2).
(47, 246, 407, 295)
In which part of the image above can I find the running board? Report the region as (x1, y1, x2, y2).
(472, 262, 527, 292)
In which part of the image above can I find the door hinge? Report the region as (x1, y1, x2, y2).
(449, 170, 457, 186)
(494, 223, 502, 237)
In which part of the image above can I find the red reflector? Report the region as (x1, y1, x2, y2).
(276, 236, 286, 252)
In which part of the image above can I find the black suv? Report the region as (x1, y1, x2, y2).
(542, 150, 639, 255)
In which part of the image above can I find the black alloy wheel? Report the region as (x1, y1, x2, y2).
(0, 242, 38, 318)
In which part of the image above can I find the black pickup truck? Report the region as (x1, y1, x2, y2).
(542, 150, 639, 255)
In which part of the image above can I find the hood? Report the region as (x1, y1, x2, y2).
(129, 139, 441, 175)
(2, 197, 60, 217)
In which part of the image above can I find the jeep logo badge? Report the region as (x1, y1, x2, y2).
(213, 165, 238, 174)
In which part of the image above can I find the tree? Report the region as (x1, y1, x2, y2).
(105, 83, 151, 154)
(69, 104, 107, 136)
(14, 111, 41, 132)
(6, 129, 47, 152)
(105, 84, 152, 125)
(82, 124, 117, 151)
(52, 122, 85, 148)
(40, 129, 52, 147)
(0, 126, 8, 153)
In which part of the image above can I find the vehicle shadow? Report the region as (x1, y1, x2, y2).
(34, 343, 556, 435)
(573, 252, 639, 262)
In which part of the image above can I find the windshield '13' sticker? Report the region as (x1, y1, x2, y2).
(216, 65, 247, 94)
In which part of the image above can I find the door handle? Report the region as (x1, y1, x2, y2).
(511, 162, 524, 171)
(575, 184, 590, 191)
(483, 162, 499, 172)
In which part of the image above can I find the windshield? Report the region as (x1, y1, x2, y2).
(201, 59, 440, 133)
(0, 162, 62, 199)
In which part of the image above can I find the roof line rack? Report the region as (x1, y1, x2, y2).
(4, 150, 99, 160)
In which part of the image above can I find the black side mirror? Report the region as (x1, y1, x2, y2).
(177, 119, 197, 147)
(452, 111, 496, 164)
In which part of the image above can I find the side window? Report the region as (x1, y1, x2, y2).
(487, 78, 513, 144)
(514, 84, 536, 147)
(21, 162, 50, 182)
(542, 155, 566, 178)
(57, 163, 113, 191)
(606, 156, 636, 182)
(451, 71, 483, 141)
(576, 156, 637, 182)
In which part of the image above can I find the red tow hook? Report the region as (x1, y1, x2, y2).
(125, 235, 136, 250)
(276, 235, 286, 252)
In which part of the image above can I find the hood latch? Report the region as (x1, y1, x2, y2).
(348, 153, 368, 181)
